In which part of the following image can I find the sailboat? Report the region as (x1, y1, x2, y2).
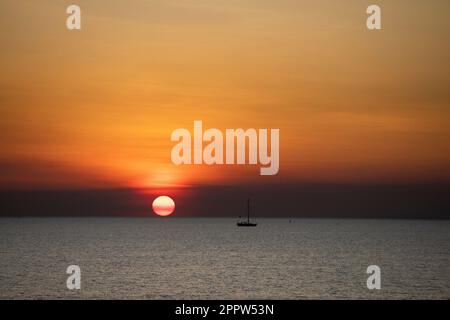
(237, 198, 257, 227)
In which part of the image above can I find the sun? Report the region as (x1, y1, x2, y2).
(152, 195, 175, 216)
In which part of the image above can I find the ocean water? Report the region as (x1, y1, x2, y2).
(0, 217, 448, 299)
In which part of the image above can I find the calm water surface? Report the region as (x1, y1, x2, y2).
(0, 218, 449, 299)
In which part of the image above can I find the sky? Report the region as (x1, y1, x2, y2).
(0, 1, 449, 217)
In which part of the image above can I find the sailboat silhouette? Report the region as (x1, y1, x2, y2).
(237, 198, 257, 227)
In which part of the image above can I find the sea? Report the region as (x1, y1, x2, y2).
(0, 218, 448, 299)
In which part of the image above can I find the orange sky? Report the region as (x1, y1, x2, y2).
(0, 0, 449, 189)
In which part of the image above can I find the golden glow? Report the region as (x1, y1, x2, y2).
(0, 1, 449, 189)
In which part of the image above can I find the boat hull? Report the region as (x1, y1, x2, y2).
(237, 222, 257, 227)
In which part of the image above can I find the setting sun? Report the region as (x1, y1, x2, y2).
(152, 196, 175, 216)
